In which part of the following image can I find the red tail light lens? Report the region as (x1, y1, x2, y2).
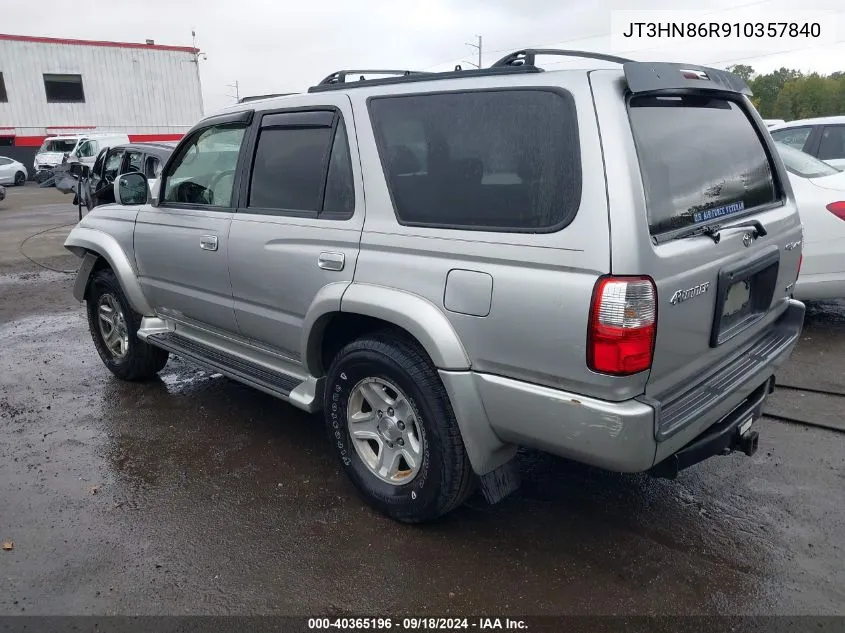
(827, 201, 845, 220)
(587, 276, 657, 376)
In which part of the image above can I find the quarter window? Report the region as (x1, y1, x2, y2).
(163, 124, 246, 207)
(368, 89, 581, 231)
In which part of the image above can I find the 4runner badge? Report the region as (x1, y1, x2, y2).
(670, 282, 711, 305)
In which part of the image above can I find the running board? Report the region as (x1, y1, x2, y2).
(146, 331, 303, 398)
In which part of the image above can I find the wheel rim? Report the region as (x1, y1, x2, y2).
(15, 172, 25, 185)
(97, 293, 129, 359)
(347, 377, 424, 485)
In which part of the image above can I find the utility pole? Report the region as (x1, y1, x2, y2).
(190, 30, 207, 114)
(464, 35, 482, 69)
(227, 80, 240, 103)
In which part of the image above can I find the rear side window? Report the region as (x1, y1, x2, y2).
(368, 89, 581, 232)
(629, 96, 778, 236)
(817, 125, 845, 161)
(248, 115, 354, 217)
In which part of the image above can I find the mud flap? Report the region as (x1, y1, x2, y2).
(479, 458, 521, 505)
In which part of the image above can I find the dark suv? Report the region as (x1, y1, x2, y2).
(82, 142, 176, 210)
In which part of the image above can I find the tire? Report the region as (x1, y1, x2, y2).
(86, 268, 169, 380)
(14, 172, 26, 186)
(324, 332, 475, 523)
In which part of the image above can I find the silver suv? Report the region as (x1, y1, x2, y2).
(65, 50, 806, 523)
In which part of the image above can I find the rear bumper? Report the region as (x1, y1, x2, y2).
(473, 299, 805, 473)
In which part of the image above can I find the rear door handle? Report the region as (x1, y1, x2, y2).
(200, 235, 218, 251)
(318, 252, 345, 271)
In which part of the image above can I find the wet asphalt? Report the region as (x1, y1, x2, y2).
(1, 185, 844, 616)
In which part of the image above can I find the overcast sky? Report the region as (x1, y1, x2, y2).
(3, 0, 844, 114)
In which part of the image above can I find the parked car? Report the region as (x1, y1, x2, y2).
(80, 142, 175, 211)
(0, 156, 28, 185)
(34, 133, 130, 180)
(65, 52, 805, 523)
(769, 116, 845, 169)
(774, 141, 845, 300)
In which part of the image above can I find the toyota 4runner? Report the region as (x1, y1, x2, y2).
(65, 50, 806, 523)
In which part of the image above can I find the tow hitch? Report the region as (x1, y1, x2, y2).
(649, 377, 772, 479)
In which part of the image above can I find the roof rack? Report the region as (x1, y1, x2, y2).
(308, 65, 539, 93)
(315, 69, 430, 87)
(491, 48, 634, 68)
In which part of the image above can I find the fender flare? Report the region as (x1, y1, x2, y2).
(64, 227, 154, 315)
(303, 283, 471, 376)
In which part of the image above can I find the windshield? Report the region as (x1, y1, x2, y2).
(39, 138, 78, 153)
(775, 141, 841, 178)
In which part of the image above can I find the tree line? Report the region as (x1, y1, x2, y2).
(726, 64, 845, 121)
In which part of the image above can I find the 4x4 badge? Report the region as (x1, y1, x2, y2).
(670, 282, 711, 305)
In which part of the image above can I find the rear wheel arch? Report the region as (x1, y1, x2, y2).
(305, 284, 471, 378)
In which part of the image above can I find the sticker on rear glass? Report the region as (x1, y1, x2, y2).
(693, 201, 745, 224)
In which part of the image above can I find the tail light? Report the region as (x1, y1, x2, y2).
(826, 201, 845, 220)
(587, 276, 657, 376)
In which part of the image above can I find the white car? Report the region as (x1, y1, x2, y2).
(769, 116, 845, 170)
(0, 156, 28, 185)
(33, 133, 130, 176)
(775, 141, 845, 300)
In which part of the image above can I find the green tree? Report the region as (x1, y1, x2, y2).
(726, 64, 755, 82)
(749, 67, 803, 118)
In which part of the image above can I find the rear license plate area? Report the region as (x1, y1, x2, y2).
(710, 249, 780, 347)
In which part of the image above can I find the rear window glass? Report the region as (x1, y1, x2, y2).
(629, 96, 778, 236)
(368, 89, 581, 232)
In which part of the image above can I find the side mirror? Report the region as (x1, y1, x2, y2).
(69, 163, 90, 178)
(115, 172, 149, 205)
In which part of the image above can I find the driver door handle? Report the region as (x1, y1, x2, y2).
(200, 235, 218, 252)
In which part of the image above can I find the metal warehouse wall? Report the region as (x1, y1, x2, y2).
(0, 36, 204, 139)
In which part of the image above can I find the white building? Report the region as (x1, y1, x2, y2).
(0, 34, 204, 168)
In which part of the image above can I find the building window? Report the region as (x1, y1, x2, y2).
(43, 74, 85, 103)
(0, 72, 7, 102)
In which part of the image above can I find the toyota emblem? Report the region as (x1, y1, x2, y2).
(742, 233, 753, 247)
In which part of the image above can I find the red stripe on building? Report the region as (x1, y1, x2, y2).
(127, 134, 184, 143)
(0, 33, 198, 54)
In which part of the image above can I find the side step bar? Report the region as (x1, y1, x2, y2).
(146, 332, 303, 398)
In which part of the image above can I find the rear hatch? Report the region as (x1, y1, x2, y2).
(619, 69, 802, 400)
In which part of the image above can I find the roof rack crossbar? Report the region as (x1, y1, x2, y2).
(316, 69, 430, 86)
(491, 49, 634, 69)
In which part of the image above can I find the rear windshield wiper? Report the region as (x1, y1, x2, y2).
(673, 218, 767, 244)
